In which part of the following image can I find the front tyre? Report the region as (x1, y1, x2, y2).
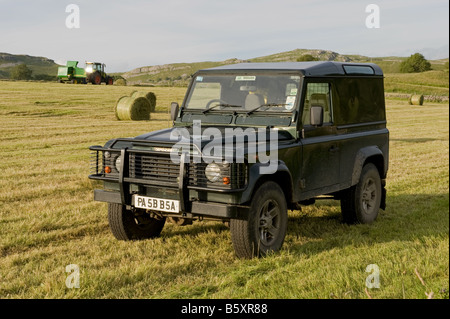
(341, 163, 382, 224)
(108, 203, 165, 240)
(230, 181, 288, 258)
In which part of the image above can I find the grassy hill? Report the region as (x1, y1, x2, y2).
(121, 48, 449, 95)
(0, 52, 59, 80)
(385, 70, 449, 97)
(1, 50, 448, 98)
(121, 49, 361, 86)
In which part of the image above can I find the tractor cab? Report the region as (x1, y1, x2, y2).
(84, 62, 112, 85)
(85, 62, 105, 74)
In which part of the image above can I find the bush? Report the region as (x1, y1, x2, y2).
(297, 54, 319, 62)
(400, 53, 431, 73)
(11, 64, 33, 80)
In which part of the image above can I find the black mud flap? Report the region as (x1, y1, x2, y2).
(380, 186, 386, 210)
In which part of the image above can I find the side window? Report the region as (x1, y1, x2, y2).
(302, 82, 333, 125)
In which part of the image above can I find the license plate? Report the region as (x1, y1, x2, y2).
(133, 195, 180, 213)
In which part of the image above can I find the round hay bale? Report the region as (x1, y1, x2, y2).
(131, 91, 157, 112)
(408, 94, 424, 105)
(114, 78, 127, 86)
(116, 96, 151, 121)
(114, 96, 128, 120)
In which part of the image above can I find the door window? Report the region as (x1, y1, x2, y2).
(302, 83, 332, 125)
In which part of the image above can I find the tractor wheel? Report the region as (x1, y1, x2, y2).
(107, 77, 114, 85)
(92, 72, 102, 85)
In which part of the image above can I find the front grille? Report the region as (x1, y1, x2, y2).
(129, 153, 179, 185)
(90, 148, 247, 190)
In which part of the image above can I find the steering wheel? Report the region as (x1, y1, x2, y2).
(205, 99, 226, 109)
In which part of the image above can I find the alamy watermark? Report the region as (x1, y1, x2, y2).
(365, 4, 380, 29)
(365, 264, 380, 288)
(65, 4, 80, 29)
(65, 264, 80, 288)
(169, 120, 278, 174)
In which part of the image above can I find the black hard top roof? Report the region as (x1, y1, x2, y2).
(199, 61, 383, 76)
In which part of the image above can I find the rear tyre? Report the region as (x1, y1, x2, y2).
(108, 203, 165, 240)
(91, 72, 102, 85)
(341, 163, 382, 224)
(230, 181, 288, 258)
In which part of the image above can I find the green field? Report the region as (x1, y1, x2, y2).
(384, 70, 449, 96)
(0, 81, 448, 299)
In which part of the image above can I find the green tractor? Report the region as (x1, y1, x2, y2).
(57, 61, 113, 85)
(85, 62, 114, 85)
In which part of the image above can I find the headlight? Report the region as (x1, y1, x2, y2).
(205, 163, 221, 182)
(115, 156, 122, 172)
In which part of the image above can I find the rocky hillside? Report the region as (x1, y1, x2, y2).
(121, 49, 374, 86)
(0, 52, 59, 79)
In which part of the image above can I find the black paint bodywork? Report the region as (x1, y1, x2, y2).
(89, 62, 388, 219)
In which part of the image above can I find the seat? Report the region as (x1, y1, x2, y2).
(309, 93, 330, 123)
(244, 93, 264, 110)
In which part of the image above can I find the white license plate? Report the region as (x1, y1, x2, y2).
(133, 195, 180, 213)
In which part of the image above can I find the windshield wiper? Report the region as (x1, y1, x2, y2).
(246, 103, 287, 115)
(202, 103, 242, 114)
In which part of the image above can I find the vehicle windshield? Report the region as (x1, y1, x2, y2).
(184, 74, 301, 113)
(85, 63, 101, 71)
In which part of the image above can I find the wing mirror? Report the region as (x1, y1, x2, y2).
(170, 102, 179, 122)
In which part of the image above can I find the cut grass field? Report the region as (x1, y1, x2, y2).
(0, 81, 448, 299)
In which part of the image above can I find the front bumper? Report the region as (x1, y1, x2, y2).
(89, 140, 249, 220)
(93, 189, 248, 219)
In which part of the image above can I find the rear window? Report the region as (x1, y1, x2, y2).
(343, 65, 375, 75)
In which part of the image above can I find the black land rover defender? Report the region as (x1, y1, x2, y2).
(89, 62, 389, 258)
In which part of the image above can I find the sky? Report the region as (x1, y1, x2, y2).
(0, 0, 448, 72)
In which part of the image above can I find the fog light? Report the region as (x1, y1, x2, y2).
(105, 166, 112, 174)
